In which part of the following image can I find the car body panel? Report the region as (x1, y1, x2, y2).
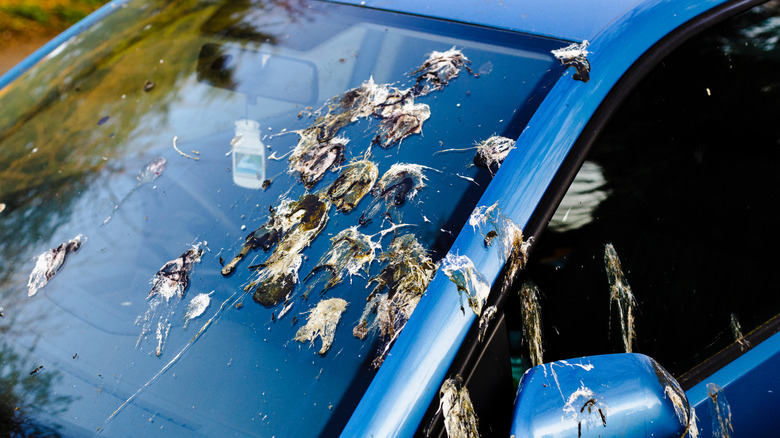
(341, 0, 751, 436)
(511, 354, 689, 438)
(329, 0, 644, 42)
(687, 330, 780, 436)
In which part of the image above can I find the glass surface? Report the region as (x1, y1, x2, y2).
(0, 0, 563, 435)
(514, 2, 780, 379)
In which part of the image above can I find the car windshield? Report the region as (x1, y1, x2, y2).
(0, 0, 563, 435)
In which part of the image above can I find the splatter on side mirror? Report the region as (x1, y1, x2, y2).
(511, 353, 698, 438)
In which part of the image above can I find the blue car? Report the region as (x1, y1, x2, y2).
(1, 0, 778, 436)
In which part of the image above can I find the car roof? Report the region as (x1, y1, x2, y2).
(328, 0, 644, 42)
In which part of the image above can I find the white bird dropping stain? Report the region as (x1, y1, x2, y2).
(552, 40, 591, 82)
(294, 298, 348, 355)
(519, 280, 544, 366)
(27, 234, 85, 297)
(439, 376, 480, 438)
(604, 243, 637, 353)
(442, 253, 490, 316)
(183, 292, 213, 328)
(707, 383, 733, 438)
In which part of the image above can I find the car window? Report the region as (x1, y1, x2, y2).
(0, 0, 566, 435)
(513, 0, 780, 382)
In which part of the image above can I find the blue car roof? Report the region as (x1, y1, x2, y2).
(331, 0, 644, 42)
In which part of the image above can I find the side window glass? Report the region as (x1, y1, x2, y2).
(516, 1, 780, 380)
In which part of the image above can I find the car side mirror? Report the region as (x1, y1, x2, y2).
(511, 353, 697, 438)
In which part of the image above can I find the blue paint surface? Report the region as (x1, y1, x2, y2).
(343, 0, 738, 436)
(512, 354, 687, 438)
(687, 331, 780, 437)
(328, 0, 644, 42)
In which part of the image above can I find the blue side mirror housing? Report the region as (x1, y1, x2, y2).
(511, 353, 697, 438)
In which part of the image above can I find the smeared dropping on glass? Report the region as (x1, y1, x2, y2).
(106, 291, 239, 430)
(222, 194, 326, 277)
(183, 292, 213, 328)
(442, 253, 490, 316)
(326, 159, 378, 213)
(354, 234, 437, 368)
(707, 383, 733, 438)
(439, 375, 480, 438)
(477, 305, 497, 342)
(477, 60, 493, 76)
(604, 243, 637, 353)
(287, 46, 472, 187)
(221, 208, 287, 276)
(294, 298, 348, 355)
(552, 40, 591, 83)
(341, 77, 407, 120)
(148, 244, 204, 301)
(412, 47, 472, 96)
(730, 312, 749, 350)
(360, 163, 430, 225)
(27, 234, 85, 297)
(372, 102, 430, 149)
(473, 136, 515, 175)
(155, 322, 171, 357)
(375, 163, 430, 205)
(305, 227, 380, 293)
(288, 78, 401, 187)
(248, 194, 330, 307)
(102, 156, 167, 226)
(138, 242, 204, 357)
(519, 280, 544, 367)
(289, 134, 348, 189)
(137, 156, 168, 183)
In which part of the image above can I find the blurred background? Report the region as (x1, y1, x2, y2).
(0, 0, 108, 74)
